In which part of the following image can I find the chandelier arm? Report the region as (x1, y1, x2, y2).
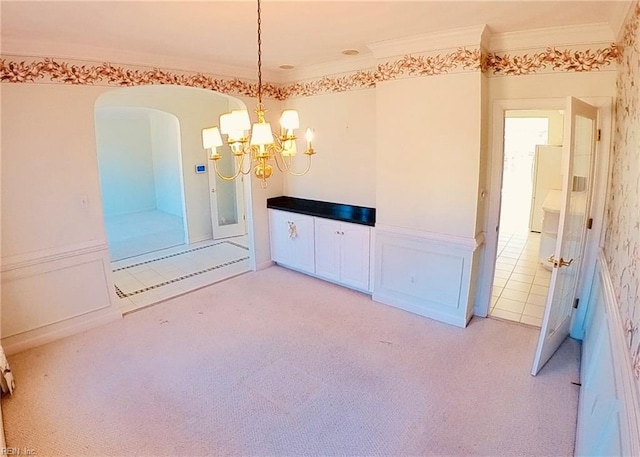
(272, 145, 292, 173)
(285, 154, 313, 176)
(240, 150, 253, 175)
(212, 155, 245, 181)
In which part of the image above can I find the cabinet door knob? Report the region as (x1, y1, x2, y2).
(287, 221, 298, 239)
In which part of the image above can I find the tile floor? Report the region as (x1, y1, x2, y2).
(111, 235, 250, 314)
(490, 231, 551, 327)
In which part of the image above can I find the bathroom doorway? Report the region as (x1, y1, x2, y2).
(489, 110, 564, 327)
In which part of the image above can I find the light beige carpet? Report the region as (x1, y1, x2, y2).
(2, 266, 580, 456)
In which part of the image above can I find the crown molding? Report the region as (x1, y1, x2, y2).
(1, 37, 280, 82)
(489, 23, 615, 52)
(611, 0, 638, 42)
(367, 24, 488, 60)
(278, 54, 376, 84)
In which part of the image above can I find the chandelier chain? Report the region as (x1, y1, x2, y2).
(256, 0, 263, 105)
(203, 0, 315, 188)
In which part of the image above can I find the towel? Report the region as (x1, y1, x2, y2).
(0, 345, 14, 395)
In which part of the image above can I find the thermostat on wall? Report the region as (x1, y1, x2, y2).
(195, 164, 207, 174)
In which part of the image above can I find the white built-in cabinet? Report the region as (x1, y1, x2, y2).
(268, 209, 371, 292)
(268, 209, 315, 274)
(314, 218, 370, 291)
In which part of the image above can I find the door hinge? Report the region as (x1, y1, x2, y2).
(587, 218, 593, 229)
(597, 129, 601, 141)
(573, 298, 580, 309)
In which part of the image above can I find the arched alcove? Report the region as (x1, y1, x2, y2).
(94, 85, 254, 311)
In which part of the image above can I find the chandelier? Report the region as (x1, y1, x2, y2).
(201, 0, 316, 188)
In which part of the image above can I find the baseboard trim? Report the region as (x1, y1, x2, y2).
(1, 307, 122, 356)
(598, 251, 640, 455)
(373, 291, 468, 328)
(0, 400, 5, 450)
(257, 260, 274, 271)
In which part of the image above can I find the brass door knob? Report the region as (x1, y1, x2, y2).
(547, 255, 574, 268)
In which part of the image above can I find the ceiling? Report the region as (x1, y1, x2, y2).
(1, 1, 633, 79)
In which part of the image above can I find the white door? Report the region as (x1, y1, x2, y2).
(531, 97, 598, 375)
(341, 224, 371, 291)
(208, 151, 246, 240)
(314, 219, 341, 283)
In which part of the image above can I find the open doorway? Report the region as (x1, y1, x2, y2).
(95, 85, 252, 313)
(96, 106, 188, 261)
(489, 110, 564, 327)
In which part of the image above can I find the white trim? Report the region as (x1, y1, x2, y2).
(1, 241, 108, 272)
(284, 55, 376, 84)
(612, 1, 638, 42)
(488, 23, 614, 52)
(0, 402, 4, 450)
(367, 24, 487, 60)
(1, 307, 121, 356)
(256, 260, 274, 271)
(375, 224, 484, 251)
(597, 251, 640, 456)
(1, 41, 271, 82)
(373, 292, 467, 327)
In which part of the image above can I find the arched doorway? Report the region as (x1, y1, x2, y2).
(95, 85, 253, 313)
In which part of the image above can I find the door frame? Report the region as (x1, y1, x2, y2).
(476, 97, 612, 339)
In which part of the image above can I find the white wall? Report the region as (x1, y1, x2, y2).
(95, 108, 157, 217)
(1, 84, 121, 353)
(0, 82, 282, 353)
(2, 84, 108, 258)
(150, 111, 183, 217)
(376, 73, 482, 238)
(283, 89, 376, 208)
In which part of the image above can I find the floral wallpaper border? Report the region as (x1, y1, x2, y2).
(0, 58, 287, 100)
(603, 1, 640, 384)
(0, 42, 619, 99)
(485, 45, 619, 76)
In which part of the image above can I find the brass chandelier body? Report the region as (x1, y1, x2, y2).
(201, 0, 316, 188)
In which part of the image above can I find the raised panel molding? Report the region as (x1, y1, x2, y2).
(576, 251, 640, 456)
(1, 245, 121, 355)
(1, 240, 109, 272)
(373, 228, 481, 328)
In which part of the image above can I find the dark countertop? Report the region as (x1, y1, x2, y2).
(267, 196, 376, 226)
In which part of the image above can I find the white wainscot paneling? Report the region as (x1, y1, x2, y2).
(1, 244, 122, 354)
(373, 227, 483, 328)
(575, 252, 640, 456)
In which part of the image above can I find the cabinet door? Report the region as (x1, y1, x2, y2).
(269, 209, 292, 265)
(340, 224, 371, 291)
(268, 209, 315, 273)
(314, 218, 341, 283)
